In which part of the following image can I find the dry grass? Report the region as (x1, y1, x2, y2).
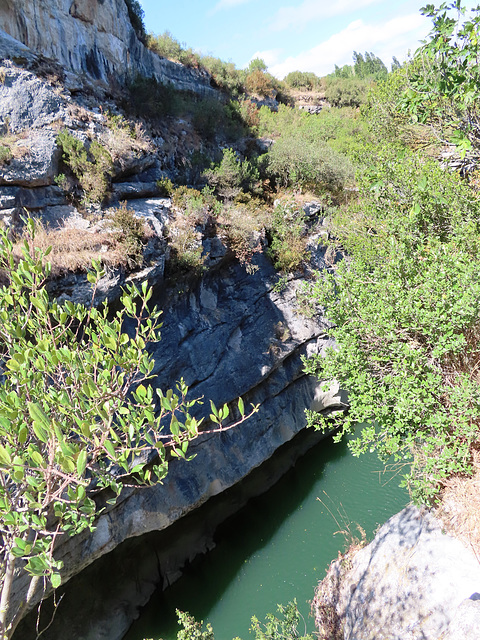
(12, 224, 139, 276)
(217, 202, 268, 269)
(311, 532, 366, 640)
(436, 448, 480, 561)
(100, 121, 153, 164)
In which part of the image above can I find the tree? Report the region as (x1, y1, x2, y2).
(247, 58, 268, 74)
(0, 221, 255, 639)
(400, 2, 480, 156)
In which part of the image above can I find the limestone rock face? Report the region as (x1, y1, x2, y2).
(12, 252, 344, 640)
(316, 505, 480, 640)
(0, 0, 216, 95)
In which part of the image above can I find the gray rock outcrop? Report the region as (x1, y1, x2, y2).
(0, 0, 217, 95)
(12, 252, 346, 640)
(314, 505, 480, 640)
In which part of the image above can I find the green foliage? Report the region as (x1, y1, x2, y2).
(175, 610, 215, 640)
(147, 31, 201, 69)
(57, 130, 113, 205)
(283, 71, 324, 91)
(157, 176, 175, 197)
(162, 601, 312, 640)
(0, 221, 203, 637)
(332, 64, 354, 79)
(324, 77, 369, 108)
(125, 0, 147, 43)
(398, 2, 480, 155)
(191, 97, 246, 142)
(125, 76, 183, 121)
(219, 201, 268, 270)
(0, 143, 11, 166)
(304, 145, 480, 503)
(250, 601, 314, 640)
(204, 148, 260, 200)
(0, 221, 257, 637)
(331, 51, 388, 81)
(352, 51, 388, 80)
(247, 58, 268, 74)
(267, 201, 308, 273)
(200, 56, 245, 96)
(265, 131, 354, 194)
(245, 70, 276, 98)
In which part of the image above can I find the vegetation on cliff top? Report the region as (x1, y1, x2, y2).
(305, 1, 480, 504)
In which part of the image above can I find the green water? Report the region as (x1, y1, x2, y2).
(125, 433, 408, 640)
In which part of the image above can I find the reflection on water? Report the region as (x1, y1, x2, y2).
(125, 433, 408, 640)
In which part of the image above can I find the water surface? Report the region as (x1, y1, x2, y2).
(125, 433, 408, 640)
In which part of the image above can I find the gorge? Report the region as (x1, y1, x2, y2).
(1, 2, 480, 640)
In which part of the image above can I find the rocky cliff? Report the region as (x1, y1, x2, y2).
(0, 17, 349, 638)
(0, 0, 216, 94)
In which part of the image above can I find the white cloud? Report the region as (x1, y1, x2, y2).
(211, 0, 252, 12)
(270, 0, 381, 32)
(269, 13, 429, 78)
(248, 49, 283, 68)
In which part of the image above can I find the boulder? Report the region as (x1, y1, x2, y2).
(0, 128, 60, 186)
(0, 62, 67, 132)
(314, 505, 480, 640)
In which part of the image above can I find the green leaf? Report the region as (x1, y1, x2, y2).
(238, 397, 245, 416)
(104, 440, 115, 458)
(0, 445, 11, 466)
(76, 449, 87, 476)
(51, 573, 61, 589)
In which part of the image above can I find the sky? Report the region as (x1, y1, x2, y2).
(137, 0, 440, 79)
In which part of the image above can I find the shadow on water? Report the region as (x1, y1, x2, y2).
(124, 430, 407, 640)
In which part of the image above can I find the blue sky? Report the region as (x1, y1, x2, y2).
(138, 0, 473, 78)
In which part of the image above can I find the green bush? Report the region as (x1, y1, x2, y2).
(284, 70, 324, 91)
(107, 201, 147, 268)
(157, 176, 175, 197)
(57, 130, 113, 205)
(124, 76, 183, 121)
(0, 222, 204, 638)
(265, 132, 354, 194)
(267, 200, 309, 273)
(304, 145, 480, 503)
(0, 144, 12, 166)
(325, 77, 370, 107)
(204, 148, 260, 200)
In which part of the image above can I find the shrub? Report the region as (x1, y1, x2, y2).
(147, 31, 201, 68)
(57, 130, 113, 205)
(325, 77, 369, 108)
(0, 143, 12, 165)
(267, 200, 309, 272)
(157, 176, 175, 197)
(0, 222, 199, 638)
(245, 70, 277, 98)
(124, 76, 182, 121)
(265, 133, 354, 195)
(284, 70, 324, 91)
(304, 146, 480, 503)
(219, 202, 268, 270)
(204, 148, 260, 200)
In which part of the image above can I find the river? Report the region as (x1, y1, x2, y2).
(124, 431, 408, 640)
